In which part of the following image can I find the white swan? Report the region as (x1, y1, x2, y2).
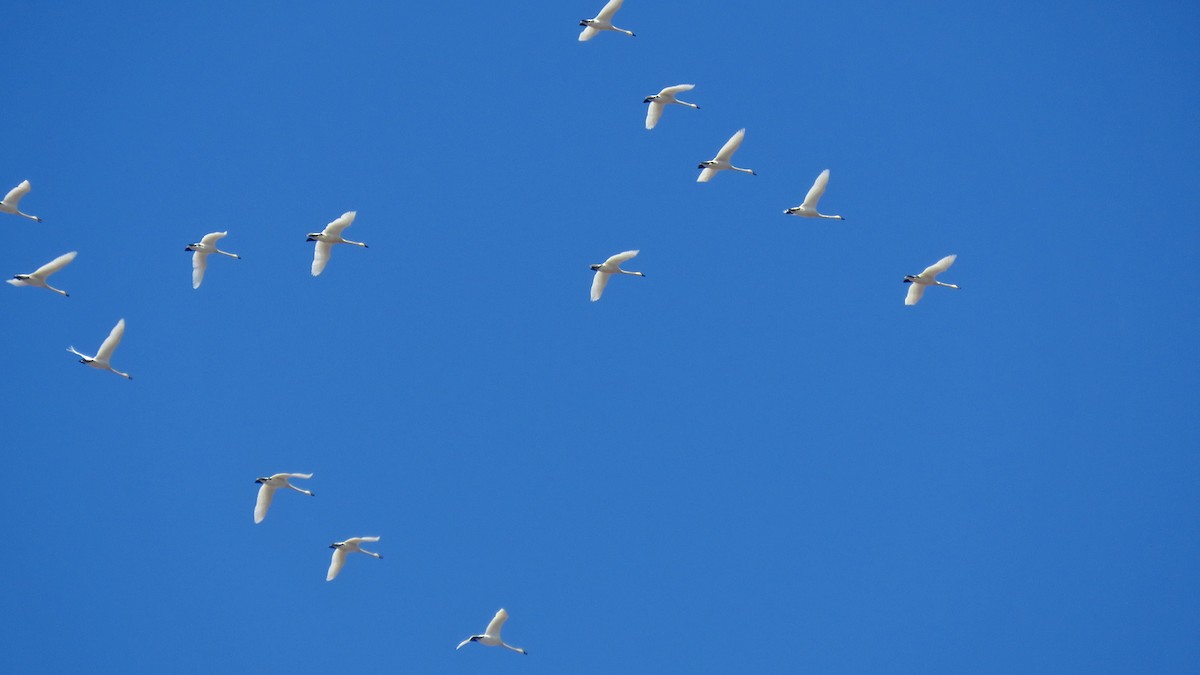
(253, 473, 314, 524)
(645, 84, 699, 130)
(698, 129, 755, 182)
(185, 231, 241, 289)
(308, 211, 367, 277)
(8, 251, 76, 297)
(327, 536, 382, 581)
(67, 318, 132, 379)
(457, 608, 528, 655)
(904, 254, 960, 305)
(579, 0, 634, 41)
(590, 250, 644, 301)
(0, 180, 42, 222)
(784, 169, 844, 220)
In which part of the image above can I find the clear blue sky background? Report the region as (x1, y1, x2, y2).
(2, 1, 1197, 672)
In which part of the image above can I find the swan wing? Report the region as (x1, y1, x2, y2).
(714, 128, 745, 162)
(356, 536, 381, 543)
(254, 484, 276, 524)
(200, 231, 227, 247)
(485, 608, 509, 637)
(312, 241, 333, 276)
(322, 211, 356, 237)
(95, 319, 125, 362)
(7, 278, 29, 287)
(595, 0, 623, 21)
(456, 637, 475, 650)
(3, 180, 30, 206)
(590, 271, 611, 301)
(659, 83, 695, 97)
(697, 167, 718, 183)
(603, 250, 639, 267)
(32, 251, 77, 279)
(192, 251, 209, 289)
(920, 254, 957, 280)
(802, 169, 830, 209)
(578, 25, 599, 41)
(905, 283, 926, 306)
(327, 547, 347, 580)
(645, 101, 664, 130)
(288, 472, 313, 480)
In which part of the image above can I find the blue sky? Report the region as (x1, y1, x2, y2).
(2, 1, 1198, 672)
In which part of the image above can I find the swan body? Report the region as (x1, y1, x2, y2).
(0, 180, 41, 222)
(904, 254, 960, 305)
(590, 249, 645, 301)
(457, 608, 528, 655)
(644, 84, 699, 130)
(698, 129, 755, 182)
(185, 231, 241, 289)
(579, 0, 634, 41)
(8, 251, 76, 296)
(253, 473, 314, 524)
(308, 211, 367, 276)
(784, 169, 844, 220)
(327, 536, 382, 581)
(67, 318, 132, 379)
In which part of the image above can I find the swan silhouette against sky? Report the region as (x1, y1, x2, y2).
(8, 251, 76, 297)
(697, 129, 755, 182)
(590, 250, 645, 301)
(904, 254, 960, 305)
(456, 608, 528, 655)
(67, 318, 132, 380)
(308, 211, 367, 276)
(186, 231, 241, 289)
(579, 0, 634, 41)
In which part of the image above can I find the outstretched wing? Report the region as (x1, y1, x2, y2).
(3, 180, 31, 205)
(200, 231, 227, 247)
(485, 608, 510, 637)
(578, 25, 599, 41)
(192, 251, 209, 289)
(95, 319, 125, 362)
(254, 484, 276, 524)
(714, 128, 745, 162)
(322, 211, 356, 237)
(312, 241, 333, 276)
(645, 101, 664, 130)
(920, 254, 957, 280)
(603, 250, 639, 267)
(590, 271, 611, 301)
(33, 251, 77, 279)
(456, 637, 476, 650)
(802, 169, 830, 209)
(595, 0, 624, 21)
(697, 167, 717, 183)
(905, 283, 926, 306)
(327, 548, 347, 581)
(288, 473, 313, 480)
(659, 83, 695, 96)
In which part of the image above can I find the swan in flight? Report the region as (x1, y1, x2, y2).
(457, 608, 528, 655)
(308, 211, 367, 276)
(185, 231, 241, 289)
(8, 251, 76, 297)
(644, 84, 699, 130)
(579, 0, 634, 41)
(253, 473, 314, 524)
(327, 536, 382, 581)
(590, 249, 644, 301)
(0, 180, 42, 222)
(697, 128, 755, 182)
(904, 254, 960, 305)
(67, 318, 132, 379)
(784, 169, 844, 220)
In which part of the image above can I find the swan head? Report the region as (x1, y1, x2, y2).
(590, 264, 602, 271)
